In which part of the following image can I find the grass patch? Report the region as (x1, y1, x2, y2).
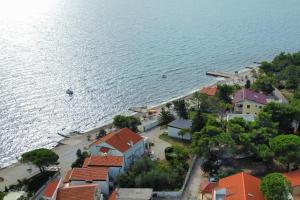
(159, 132, 191, 147)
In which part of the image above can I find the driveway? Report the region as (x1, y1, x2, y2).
(182, 157, 205, 200)
(141, 127, 171, 160)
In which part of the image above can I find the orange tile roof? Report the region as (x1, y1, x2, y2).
(213, 172, 265, 200)
(108, 190, 117, 200)
(90, 128, 143, 153)
(200, 85, 218, 96)
(83, 156, 123, 168)
(43, 179, 60, 198)
(284, 170, 300, 187)
(200, 182, 216, 194)
(63, 167, 108, 183)
(57, 184, 97, 200)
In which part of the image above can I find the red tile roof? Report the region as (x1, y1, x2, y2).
(200, 182, 216, 194)
(108, 190, 117, 200)
(213, 172, 265, 200)
(200, 85, 218, 96)
(83, 156, 124, 168)
(63, 167, 108, 183)
(284, 170, 300, 187)
(234, 88, 267, 105)
(43, 179, 60, 198)
(57, 184, 97, 200)
(90, 128, 143, 153)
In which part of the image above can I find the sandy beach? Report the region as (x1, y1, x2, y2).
(0, 66, 257, 190)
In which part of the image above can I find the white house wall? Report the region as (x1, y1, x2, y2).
(123, 140, 145, 168)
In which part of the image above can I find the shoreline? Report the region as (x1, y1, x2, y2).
(0, 66, 255, 170)
(0, 66, 256, 190)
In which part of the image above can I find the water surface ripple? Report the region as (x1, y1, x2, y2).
(1, 0, 300, 167)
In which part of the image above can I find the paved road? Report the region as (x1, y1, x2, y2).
(181, 157, 204, 200)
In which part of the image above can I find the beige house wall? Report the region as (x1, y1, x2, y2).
(234, 100, 265, 115)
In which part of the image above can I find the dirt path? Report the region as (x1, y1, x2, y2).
(181, 157, 204, 200)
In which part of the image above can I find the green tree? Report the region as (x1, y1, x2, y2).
(217, 84, 234, 104)
(255, 112, 278, 130)
(71, 149, 89, 168)
(113, 115, 141, 132)
(21, 148, 59, 173)
(191, 110, 207, 132)
(245, 79, 251, 89)
(260, 173, 291, 200)
(263, 103, 296, 133)
(177, 128, 190, 140)
(96, 129, 106, 139)
(192, 91, 203, 110)
(251, 75, 275, 94)
(294, 84, 300, 99)
(166, 102, 172, 109)
(0, 192, 5, 200)
(173, 99, 188, 119)
(116, 173, 134, 188)
(270, 134, 300, 171)
(159, 107, 175, 125)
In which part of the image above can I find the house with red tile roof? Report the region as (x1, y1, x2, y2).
(284, 170, 300, 198)
(233, 88, 267, 115)
(56, 184, 103, 200)
(89, 128, 145, 168)
(83, 155, 125, 179)
(63, 167, 109, 196)
(200, 85, 218, 96)
(212, 172, 265, 200)
(43, 178, 62, 200)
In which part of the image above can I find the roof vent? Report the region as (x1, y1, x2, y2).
(248, 193, 254, 197)
(127, 140, 134, 147)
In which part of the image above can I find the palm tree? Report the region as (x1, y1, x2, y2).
(178, 128, 190, 140)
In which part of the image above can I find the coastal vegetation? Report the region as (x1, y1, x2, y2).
(258, 52, 300, 90)
(20, 148, 59, 173)
(173, 99, 188, 119)
(113, 115, 141, 132)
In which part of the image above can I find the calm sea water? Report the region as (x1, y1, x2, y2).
(0, 0, 300, 167)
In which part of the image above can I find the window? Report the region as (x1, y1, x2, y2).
(247, 105, 250, 109)
(259, 106, 262, 109)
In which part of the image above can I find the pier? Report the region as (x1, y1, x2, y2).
(206, 71, 235, 78)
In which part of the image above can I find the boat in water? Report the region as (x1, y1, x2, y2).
(66, 89, 74, 96)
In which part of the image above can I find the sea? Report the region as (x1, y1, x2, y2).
(0, 0, 300, 168)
